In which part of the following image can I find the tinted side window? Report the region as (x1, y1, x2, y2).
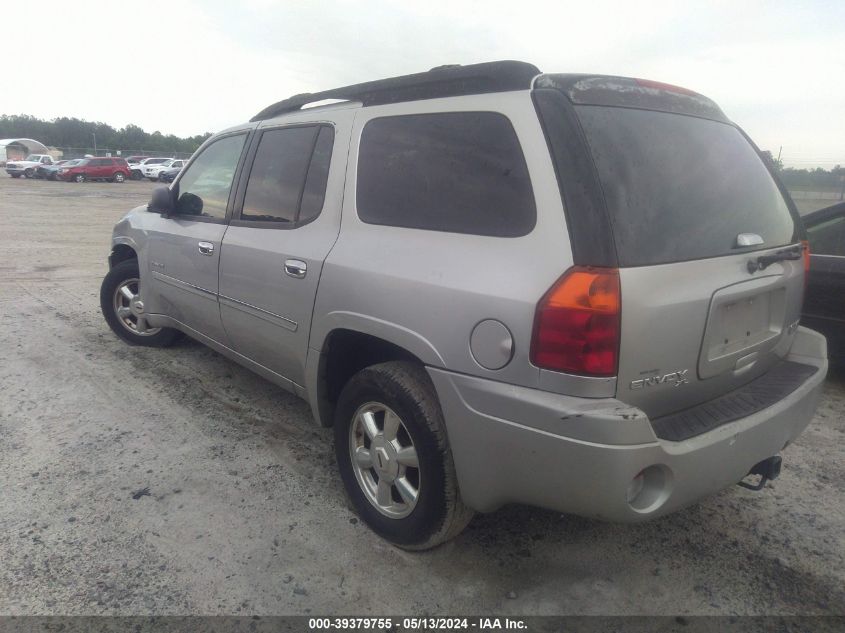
(175, 134, 246, 219)
(299, 126, 335, 223)
(357, 112, 535, 237)
(242, 127, 316, 223)
(240, 125, 334, 224)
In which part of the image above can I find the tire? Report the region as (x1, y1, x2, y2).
(100, 259, 180, 347)
(334, 361, 473, 550)
(73, 174, 85, 183)
(24, 168, 33, 178)
(131, 170, 142, 180)
(112, 172, 126, 183)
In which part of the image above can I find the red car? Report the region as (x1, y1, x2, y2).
(57, 157, 131, 183)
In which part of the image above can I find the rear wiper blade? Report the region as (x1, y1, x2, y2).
(747, 246, 802, 273)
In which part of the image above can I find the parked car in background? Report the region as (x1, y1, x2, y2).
(158, 164, 185, 183)
(35, 159, 67, 179)
(129, 157, 172, 181)
(144, 158, 185, 181)
(99, 61, 827, 549)
(37, 159, 82, 180)
(802, 201, 845, 360)
(124, 156, 148, 179)
(57, 157, 131, 183)
(5, 154, 56, 178)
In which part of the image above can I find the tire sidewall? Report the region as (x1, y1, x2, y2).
(334, 365, 449, 548)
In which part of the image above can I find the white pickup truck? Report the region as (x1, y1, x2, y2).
(5, 154, 56, 178)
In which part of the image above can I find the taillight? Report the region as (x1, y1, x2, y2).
(530, 267, 621, 377)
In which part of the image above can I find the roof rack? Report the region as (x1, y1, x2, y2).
(250, 60, 541, 122)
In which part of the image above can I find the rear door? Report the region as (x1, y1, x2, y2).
(577, 103, 803, 418)
(218, 116, 347, 387)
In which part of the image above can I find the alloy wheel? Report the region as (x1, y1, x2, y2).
(349, 402, 420, 518)
(112, 278, 161, 336)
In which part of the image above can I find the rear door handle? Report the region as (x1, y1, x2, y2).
(284, 259, 307, 279)
(198, 241, 214, 256)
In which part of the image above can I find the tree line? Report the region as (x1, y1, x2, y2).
(0, 114, 211, 154)
(759, 150, 844, 191)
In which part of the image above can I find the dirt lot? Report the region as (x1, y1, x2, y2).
(0, 174, 843, 616)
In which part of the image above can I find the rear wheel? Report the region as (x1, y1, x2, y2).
(334, 361, 473, 550)
(24, 168, 33, 178)
(73, 174, 85, 183)
(100, 259, 180, 347)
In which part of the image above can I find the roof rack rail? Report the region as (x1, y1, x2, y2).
(250, 60, 541, 122)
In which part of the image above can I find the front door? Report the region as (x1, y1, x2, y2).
(145, 131, 250, 343)
(218, 121, 345, 387)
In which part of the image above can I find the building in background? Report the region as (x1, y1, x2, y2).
(0, 138, 58, 166)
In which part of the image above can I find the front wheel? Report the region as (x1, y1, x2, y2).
(334, 361, 473, 550)
(24, 168, 34, 178)
(100, 259, 180, 347)
(112, 172, 126, 183)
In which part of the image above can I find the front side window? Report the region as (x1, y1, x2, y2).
(175, 134, 246, 219)
(241, 125, 334, 224)
(357, 112, 536, 237)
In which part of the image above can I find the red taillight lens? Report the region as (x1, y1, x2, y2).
(801, 239, 811, 275)
(530, 267, 621, 377)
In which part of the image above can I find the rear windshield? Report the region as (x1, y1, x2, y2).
(575, 106, 796, 266)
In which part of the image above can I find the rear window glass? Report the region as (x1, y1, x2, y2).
(357, 112, 535, 237)
(576, 106, 796, 266)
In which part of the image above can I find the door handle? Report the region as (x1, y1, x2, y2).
(198, 241, 214, 256)
(284, 259, 307, 279)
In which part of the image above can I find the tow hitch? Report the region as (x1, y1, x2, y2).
(738, 456, 782, 491)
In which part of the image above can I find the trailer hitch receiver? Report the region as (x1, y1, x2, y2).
(738, 456, 782, 491)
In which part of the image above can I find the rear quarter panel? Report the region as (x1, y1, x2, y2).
(310, 91, 573, 391)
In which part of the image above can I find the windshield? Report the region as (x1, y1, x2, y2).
(24, 155, 41, 161)
(575, 106, 797, 266)
(64, 160, 81, 167)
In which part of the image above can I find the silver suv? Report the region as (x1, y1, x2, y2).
(100, 61, 828, 549)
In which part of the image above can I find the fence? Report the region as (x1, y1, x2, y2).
(52, 147, 195, 161)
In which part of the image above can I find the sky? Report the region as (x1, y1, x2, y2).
(5, 0, 844, 168)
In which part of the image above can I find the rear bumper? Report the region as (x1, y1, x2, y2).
(427, 326, 827, 521)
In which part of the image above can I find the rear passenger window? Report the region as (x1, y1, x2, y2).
(241, 125, 334, 224)
(299, 127, 334, 223)
(357, 112, 535, 237)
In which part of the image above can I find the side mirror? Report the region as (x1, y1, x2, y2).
(148, 186, 174, 217)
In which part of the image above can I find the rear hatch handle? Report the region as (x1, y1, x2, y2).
(747, 245, 802, 274)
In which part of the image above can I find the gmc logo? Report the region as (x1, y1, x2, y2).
(630, 369, 690, 390)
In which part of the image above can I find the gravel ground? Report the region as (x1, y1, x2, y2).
(0, 175, 843, 616)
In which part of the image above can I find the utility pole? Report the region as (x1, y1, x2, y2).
(92, 133, 97, 155)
